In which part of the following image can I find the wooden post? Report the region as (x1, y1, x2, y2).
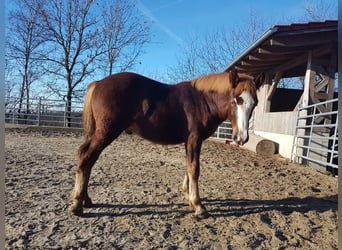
(265, 71, 283, 112)
(296, 51, 314, 164)
(302, 51, 313, 107)
(37, 97, 42, 126)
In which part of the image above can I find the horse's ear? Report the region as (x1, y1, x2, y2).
(254, 72, 265, 89)
(229, 69, 239, 88)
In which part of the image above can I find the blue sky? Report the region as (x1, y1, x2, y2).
(134, 0, 337, 79)
(5, 0, 337, 82)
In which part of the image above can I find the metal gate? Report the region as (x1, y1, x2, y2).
(291, 98, 338, 171)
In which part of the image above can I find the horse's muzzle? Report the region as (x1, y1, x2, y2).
(233, 133, 249, 145)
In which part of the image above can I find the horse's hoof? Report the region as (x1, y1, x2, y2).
(193, 210, 211, 220)
(83, 198, 93, 208)
(68, 206, 84, 217)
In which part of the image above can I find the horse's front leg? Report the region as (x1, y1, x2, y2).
(184, 134, 209, 218)
(182, 173, 189, 201)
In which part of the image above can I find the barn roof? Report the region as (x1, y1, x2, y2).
(225, 20, 338, 78)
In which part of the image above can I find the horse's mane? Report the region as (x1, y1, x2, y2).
(233, 73, 257, 98)
(190, 72, 234, 94)
(190, 71, 257, 97)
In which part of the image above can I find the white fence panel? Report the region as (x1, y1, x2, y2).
(211, 120, 233, 141)
(5, 97, 84, 128)
(291, 98, 338, 172)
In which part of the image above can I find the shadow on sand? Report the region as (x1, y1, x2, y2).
(81, 194, 337, 219)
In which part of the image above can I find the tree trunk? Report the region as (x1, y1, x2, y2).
(66, 89, 72, 128)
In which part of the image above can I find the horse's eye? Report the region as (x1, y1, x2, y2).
(235, 97, 244, 105)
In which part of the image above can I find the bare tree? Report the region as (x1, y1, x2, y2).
(6, 0, 45, 118)
(300, 0, 337, 21)
(167, 8, 269, 82)
(100, 0, 151, 75)
(167, 34, 202, 82)
(32, 0, 106, 126)
(6, 0, 152, 126)
(4, 58, 17, 108)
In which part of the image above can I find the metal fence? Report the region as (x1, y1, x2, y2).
(5, 96, 239, 141)
(211, 114, 255, 142)
(211, 120, 233, 140)
(291, 98, 338, 172)
(5, 97, 83, 128)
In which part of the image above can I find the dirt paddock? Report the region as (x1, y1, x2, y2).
(5, 126, 337, 249)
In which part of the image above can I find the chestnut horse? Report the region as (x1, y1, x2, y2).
(69, 70, 260, 218)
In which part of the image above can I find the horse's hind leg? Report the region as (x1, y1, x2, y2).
(69, 130, 120, 216)
(69, 137, 102, 216)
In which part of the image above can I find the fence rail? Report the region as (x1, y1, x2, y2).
(5, 97, 83, 128)
(211, 120, 233, 140)
(6, 97, 236, 139)
(291, 98, 338, 171)
(211, 114, 254, 142)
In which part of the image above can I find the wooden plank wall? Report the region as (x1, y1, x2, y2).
(253, 83, 298, 135)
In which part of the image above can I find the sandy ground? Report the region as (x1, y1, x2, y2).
(5, 126, 337, 249)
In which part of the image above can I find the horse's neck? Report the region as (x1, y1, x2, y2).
(202, 91, 231, 122)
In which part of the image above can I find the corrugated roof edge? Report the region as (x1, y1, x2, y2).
(224, 20, 338, 73)
(274, 20, 337, 32)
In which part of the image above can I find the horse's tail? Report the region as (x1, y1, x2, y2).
(82, 81, 97, 140)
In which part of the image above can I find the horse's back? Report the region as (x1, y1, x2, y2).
(97, 72, 166, 92)
(91, 72, 159, 105)
(90, 72, 176, 124)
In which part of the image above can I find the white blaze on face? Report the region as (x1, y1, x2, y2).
(234, 91, 256, 145)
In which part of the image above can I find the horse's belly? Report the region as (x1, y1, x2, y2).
(127, 121, 186, 145)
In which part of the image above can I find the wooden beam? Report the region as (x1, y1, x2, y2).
(240, 60, 285, 67)
(270, 51, 309, 74)
(264, 71, 283, 112)
(270, 44, 335, 75)
(267, 72, 283, 101)
(248, 54, 294, 62)
(258, 46, 310, 55)
(313, 92, 329, 99)
(234, 65, 272, 73)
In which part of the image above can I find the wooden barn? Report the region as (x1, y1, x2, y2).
(224, 20, 338, 172)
